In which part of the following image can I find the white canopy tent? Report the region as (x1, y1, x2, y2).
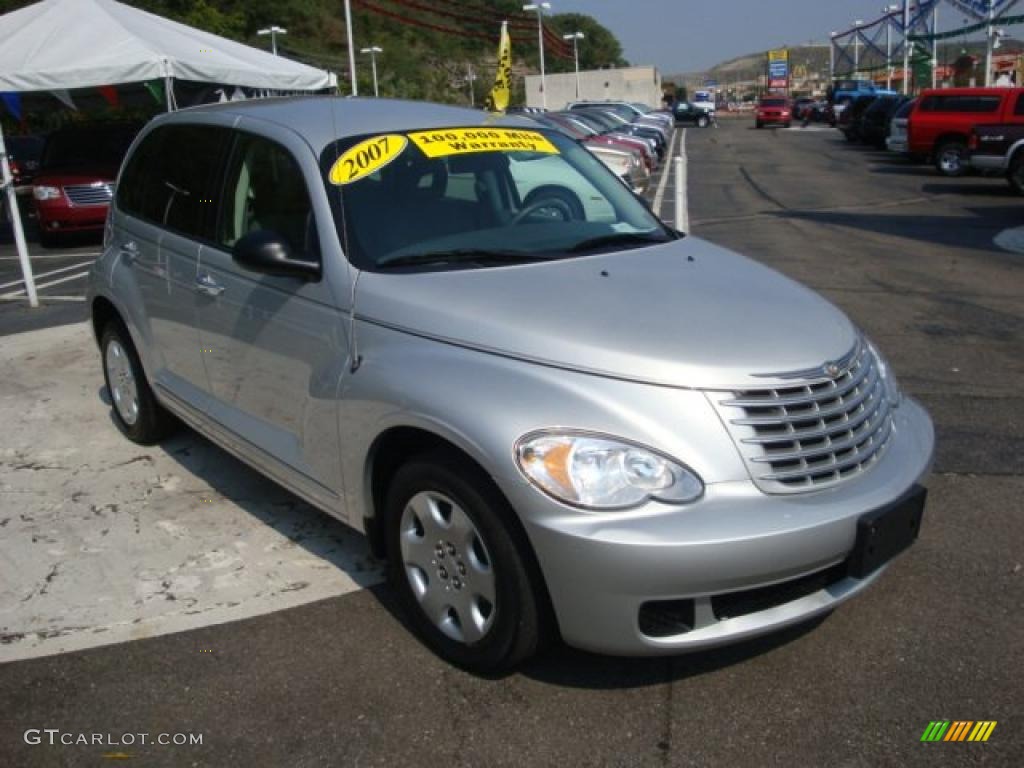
(0, 0, 337, 306)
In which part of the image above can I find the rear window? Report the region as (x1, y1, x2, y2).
(760, 99, 787, 107)
(919, 95, 1002, 113)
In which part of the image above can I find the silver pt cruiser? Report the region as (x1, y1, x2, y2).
(88, 98, 934, 671)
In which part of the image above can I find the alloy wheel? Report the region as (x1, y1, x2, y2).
(105, 339, 139, 426)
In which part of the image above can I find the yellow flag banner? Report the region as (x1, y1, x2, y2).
(485, 21, 512, 113)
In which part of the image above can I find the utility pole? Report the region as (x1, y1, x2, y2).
(257, 26, 287, 56)
(523, 3, 551, 108)
(932, 4, 939, 89)
(344, 0, 357, 96)
(854, 20, 863, 75)
(830, 32, 837, 80)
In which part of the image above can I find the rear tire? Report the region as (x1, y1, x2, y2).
(934, 140, 968, 177)
(696, 115, 709, 128)
(385, 453, 546, 672)
(756, 121, 763, 129)
(1007, 153, 1024, 195)
(100, 320, 175, 444)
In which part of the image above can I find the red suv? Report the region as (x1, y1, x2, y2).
(32, 122, 141, 246)
(756, 97, 791, 129)
(908, 87, 1024, 176)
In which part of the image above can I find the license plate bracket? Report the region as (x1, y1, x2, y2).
(848, 485, 927, 578)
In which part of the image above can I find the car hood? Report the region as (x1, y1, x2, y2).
(355, 237, 858, 390)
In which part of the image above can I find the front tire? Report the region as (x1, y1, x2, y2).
(100, 320, 175, 444)
(385, 454, 545, 672)
(1007, 153, 1024, 195)
(696, 115, 709, 128)
(935, 140, 967, 177)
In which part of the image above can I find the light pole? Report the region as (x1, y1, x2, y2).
(257, 26, 287, 56)
(562, 31, 585, 99)
(884, 6, 899, 90)
(932, 4, 940, 88)
(466, 63, 477, 107)
(344, 0, 357, 96)
(853, 20, 863, 76)
(902, 0, 910, 95)
(984, 0, 996, 87)
(523, 3, 551, 108)
(361, 46, 383, 97)
(830, 31, 837, 81)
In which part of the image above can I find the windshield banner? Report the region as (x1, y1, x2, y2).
(407, 128, 559, 158)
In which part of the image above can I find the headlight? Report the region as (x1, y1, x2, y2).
(515, 432, 703, 510)
(866, 337, 902, 407)
(33, 185, 62, 201)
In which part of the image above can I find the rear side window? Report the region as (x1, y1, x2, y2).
(919, 95, 1001, 113)
(217, 133, 319, 261)
(1015, 94, 1024, 116)
(116, 124, 230, 239)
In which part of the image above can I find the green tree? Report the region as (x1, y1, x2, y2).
(548, 12, 628, 72)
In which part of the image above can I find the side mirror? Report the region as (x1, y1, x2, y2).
(232, 229, 320, 280)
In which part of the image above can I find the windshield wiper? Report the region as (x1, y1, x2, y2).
(378, 249, 552, 269)
(567, 232, 675, 254)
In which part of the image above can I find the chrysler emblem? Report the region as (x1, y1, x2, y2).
(823, 361, 843, 379)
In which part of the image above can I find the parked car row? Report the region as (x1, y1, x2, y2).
(836, 85, 1024, 192)
(518, 100, 678, 194)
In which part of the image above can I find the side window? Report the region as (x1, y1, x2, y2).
(919, 96, 937, 112)
(974, 96, 1001, 113)
(1016, 94, 1024, 116)
(116, 129, 164, 220)
(116, 124, 228, 239)
(218, 134, 318, 261)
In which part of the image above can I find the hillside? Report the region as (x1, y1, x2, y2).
(0, 0, 627, 106)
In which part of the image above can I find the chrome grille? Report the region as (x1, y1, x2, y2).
(64, 183, 113, 206)
(712, 340, 894, 494)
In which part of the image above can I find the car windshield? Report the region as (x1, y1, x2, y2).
(761, 99, 787, 107)
(7, 136, 43, 161)
(322, 126, 672, 271)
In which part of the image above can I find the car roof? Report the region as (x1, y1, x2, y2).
(154, 96, 537, 151)
(918, 87, 1022, 96)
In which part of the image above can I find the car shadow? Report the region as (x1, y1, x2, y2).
(144, 414, 384, 585)
(771, 206, 1024, 254)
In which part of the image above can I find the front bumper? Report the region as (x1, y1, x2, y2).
(34, 200, 109, 233)
(510, 397, 934, 655)
(969, 154, 1007, 173)
(886, 136, 908, 154)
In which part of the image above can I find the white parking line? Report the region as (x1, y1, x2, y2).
(677, 130, 690, 234)
(652, 128, 683, 216)
(1, 270, 90, 298)
(0, 261, 93, 290)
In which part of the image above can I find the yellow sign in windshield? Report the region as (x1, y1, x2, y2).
(329, 134, 408, 186)
(407, 128, 559, 158)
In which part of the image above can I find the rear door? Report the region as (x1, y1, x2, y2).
(196, 125, 348, 509)
(112, 123, 230, 411)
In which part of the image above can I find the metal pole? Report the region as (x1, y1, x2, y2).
(985, 0, 995, 87)
(573, 36, 580, 99)
(886, 18, 893, 90)
(902, 0, 911, 95)
(932, 4, 939, 89)
(854, 30, 860, 75)
(344, 0, 358, 96)
(0, 124, 38, 308)
(829, 34, 835, 80)
(537, 10, 547, 108)
(371, 51, 379, 97)
(467, 63, 475, 107)
(271, 30, 278, 56)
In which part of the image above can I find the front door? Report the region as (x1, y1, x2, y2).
(196, 127, 347, 509)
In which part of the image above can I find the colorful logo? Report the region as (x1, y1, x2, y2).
(921, 721, 997, 742)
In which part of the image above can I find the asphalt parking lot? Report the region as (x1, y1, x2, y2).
(1, 120, 1022, 766)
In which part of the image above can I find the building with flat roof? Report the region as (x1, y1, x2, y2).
(525, 66, 663, 110)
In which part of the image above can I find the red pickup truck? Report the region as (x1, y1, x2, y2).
(907, 87, 1024, 176)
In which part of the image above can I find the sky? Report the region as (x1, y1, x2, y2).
(552, 0, 968, 73)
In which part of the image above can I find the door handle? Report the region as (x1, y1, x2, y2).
(119, 241, 139, 264)
(195, 273, 225, 297)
